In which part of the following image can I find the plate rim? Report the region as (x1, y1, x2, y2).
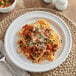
(4, 11, 72, 72)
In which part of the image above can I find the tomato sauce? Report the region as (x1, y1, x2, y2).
(0, 0, 14, 8)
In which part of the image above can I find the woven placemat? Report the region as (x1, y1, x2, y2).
(0, 8, 76, 76)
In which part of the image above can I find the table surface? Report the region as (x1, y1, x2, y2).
(0, 1, 75, 75)
(0, 0, 76, 24)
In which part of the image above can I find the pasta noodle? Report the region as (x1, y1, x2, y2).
(16, 19, 61, 63)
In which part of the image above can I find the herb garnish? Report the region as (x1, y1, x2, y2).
(50, 40, 52, 42)
(18, 49, 21, 52)
(61, 39, 62, 43)
(26, 35, 31, 39)
(4, 0, 12, 3)
(53, 40, 55, 42)
(45, 28, 50, 31)
(36, 28, 39, 32)
(0, 1, 5, 5)
(0, 0, 12, 6)
(31, 56, 34, 60)
(27, 44, 30, 46)
(40, 24, 42, 27)
(33, 42, 36, 44)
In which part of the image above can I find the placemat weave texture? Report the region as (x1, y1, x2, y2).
(0, 8, 76, 76)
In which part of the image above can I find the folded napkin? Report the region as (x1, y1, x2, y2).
(0, 62, 12, 76)
(0, 61, 30, 76)
(0, 40, 30, 76)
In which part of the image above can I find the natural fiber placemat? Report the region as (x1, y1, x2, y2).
(0, 8, 76, 76)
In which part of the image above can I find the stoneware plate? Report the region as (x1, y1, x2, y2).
(4, 11, 72, 72)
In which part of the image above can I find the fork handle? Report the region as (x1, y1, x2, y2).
(0, 40, 19, 76)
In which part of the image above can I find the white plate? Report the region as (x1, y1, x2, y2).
(4, 11, 72, 72)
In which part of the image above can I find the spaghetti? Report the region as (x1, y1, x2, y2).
(16, 19, 61, 63)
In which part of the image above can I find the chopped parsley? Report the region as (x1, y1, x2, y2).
(18, 49, 21, 52)
(28, 42, 33, 46)
(53, 40, 55, 42)
(27, 44, 30, 46)
(61, 39, 62, 43)
(45, 28, 50, 31)
(50, 40, 52, 42)
(40, 24, 42, 27)
(0, 1, 5, 5)
(0, 0, 12, 6)
(37, 28, 39, 32)
(31, 56, 34, 60)
(26, 35, 31, 39)
(33, 42, 36, 45)
(4, 0, 12, 3)
(50, 40, 55, 42)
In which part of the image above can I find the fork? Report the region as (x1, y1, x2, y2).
(0, 40, 19, 76)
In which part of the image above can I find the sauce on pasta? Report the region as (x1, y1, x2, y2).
(16, 19, 61, 63)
